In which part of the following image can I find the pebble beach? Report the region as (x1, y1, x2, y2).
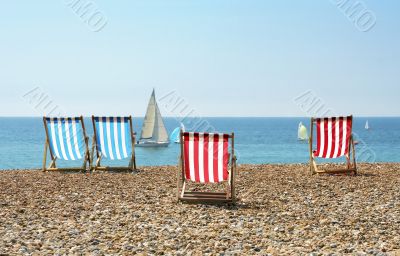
(0, 163, 399, 255)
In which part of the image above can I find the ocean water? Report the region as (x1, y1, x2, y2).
(0, 117, 399, 170)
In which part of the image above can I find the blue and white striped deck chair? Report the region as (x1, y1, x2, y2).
(91, 116, 137, 172)
(42, 116, 90, 172)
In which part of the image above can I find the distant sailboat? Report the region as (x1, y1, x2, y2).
(137, 90, 170, 147)
(298, 122, 308, 141)
(170, 123, 185, 143)
(365, 120, 370, 130)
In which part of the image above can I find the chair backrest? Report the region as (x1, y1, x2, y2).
(93, 117, 133, 160)
(182, 132, 230, 183)
(44, 117, 86, 161)
(313, 116, 353, 158)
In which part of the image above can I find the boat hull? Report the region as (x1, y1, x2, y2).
(136, 141, 170, 147)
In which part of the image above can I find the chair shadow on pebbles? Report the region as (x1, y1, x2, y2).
(90, 168, 141, 174)
(186, 200, 254, 210)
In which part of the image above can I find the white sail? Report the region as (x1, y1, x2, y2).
(298, 122, 308, 141)
(140, 90, 156, 139)
(139, 89, 169, 146)
(152, 101, 169, 142)
(365, 121, 369, 130)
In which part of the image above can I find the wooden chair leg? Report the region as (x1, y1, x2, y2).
(352, 137, 357, 175)
(83, 137, 90, 172)
(310, 160, 314, 174)
(311, 157, 318, 174)
(180, 181, 186, 199)
(231, 158, 236, 203)
(346, 155, 351, 170)
(176, 166, 181, 202)
(226, 163, 231, 200)
(128, 153, 135, 172)
(90, 136, 96, 171)
(48, 158, 57, 170)
(225, 182, 230, 200)
(87, 152, 91, 172)
(82, 152, 90, 173)
(94, 155, 102, 172)
(42, 140, 48, 172)
(82, 145, 89, 172)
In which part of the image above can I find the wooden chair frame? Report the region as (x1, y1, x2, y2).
(91, 116, 137, 172)
(309, 116, 357, 175)
(42, 116, 91, 172)
(177, 131, 237, 204)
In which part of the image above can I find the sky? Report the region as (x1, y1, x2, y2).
(0, 0, 399, 117)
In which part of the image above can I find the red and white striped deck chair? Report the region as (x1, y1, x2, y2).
(309, 116, 357, 174)
(177, 131, 237, 204)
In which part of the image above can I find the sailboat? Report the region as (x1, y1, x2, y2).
(365, 120, 370, 130)
(137, 89, 170, 147)
(298, 122, 308, 141)
(170, 123, 185, 143)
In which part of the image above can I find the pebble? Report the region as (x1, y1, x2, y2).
(0, 164, 399, 254)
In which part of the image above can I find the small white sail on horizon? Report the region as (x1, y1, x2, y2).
(298, 122, 308, 141)
(137, 89, 170, 147)
(365, 120, 369, 130)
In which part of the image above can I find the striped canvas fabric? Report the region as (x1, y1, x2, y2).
(313, 116, 352, 159)
(183, 132, 229, 183)
(93, 117, 132, 160)
(45, 117, 85, 161)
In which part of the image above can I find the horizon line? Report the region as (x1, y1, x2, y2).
(1, 115, 400, 118)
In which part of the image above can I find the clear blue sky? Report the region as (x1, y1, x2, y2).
(0, 1, 399, 117)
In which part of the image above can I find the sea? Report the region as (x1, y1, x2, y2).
(0, 117, 399, 170)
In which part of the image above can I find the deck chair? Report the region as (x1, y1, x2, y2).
(91, 116, 137, 172)
(309, 116, 357, 175)
(42, 116, 90, 172)
(177, 131, 237, 204)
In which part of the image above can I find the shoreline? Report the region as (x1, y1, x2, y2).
(1, 163, 399, 255)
